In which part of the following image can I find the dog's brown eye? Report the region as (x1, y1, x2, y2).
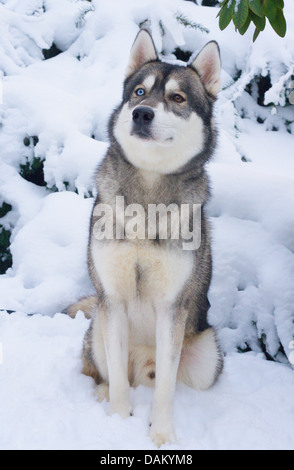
(172, 94, 185, 103)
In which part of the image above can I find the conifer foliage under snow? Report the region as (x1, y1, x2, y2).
(0, 0, 294, 364)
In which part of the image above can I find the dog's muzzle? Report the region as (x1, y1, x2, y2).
(132, 106, 154, 138)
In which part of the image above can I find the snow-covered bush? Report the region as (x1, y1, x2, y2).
(0, 0, 293, 364)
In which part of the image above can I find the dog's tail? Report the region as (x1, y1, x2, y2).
(66, 295, 98, 319)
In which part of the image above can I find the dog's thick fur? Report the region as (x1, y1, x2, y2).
(67, 30, 223, 447)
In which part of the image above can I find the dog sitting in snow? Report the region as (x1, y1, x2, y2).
(67, 29, 223, 447)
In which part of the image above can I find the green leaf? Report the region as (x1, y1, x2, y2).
(253, 26, 261, 42)
(217, 0, 228, 18)
(263, 0, 278, 22)
(239, 12, 251, 35)
(250, 10, 266, 31)
(219, 0, 235, 30)
(233, 0, 249, 29)
(269, 8, 287, 37)
(248, 0, 263, 18)
(276, 0, 284, 10)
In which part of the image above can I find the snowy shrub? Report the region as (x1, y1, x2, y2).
(0, 201, 12, 274)
(0, 0, 293, 365)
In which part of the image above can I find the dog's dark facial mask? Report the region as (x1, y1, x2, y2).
(113, 29, 221, 174)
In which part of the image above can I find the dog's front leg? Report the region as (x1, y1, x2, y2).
(101, 301, 131, 418)
(150, 303, 186, 447)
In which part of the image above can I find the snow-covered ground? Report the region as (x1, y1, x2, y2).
(0, 0, 294, 450)
(1, 310, 294, 450)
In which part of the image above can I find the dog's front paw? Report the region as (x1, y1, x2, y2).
(110, 400, 132, 419)
(149, 423, 176, 447)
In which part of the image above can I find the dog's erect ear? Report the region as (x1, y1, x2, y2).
(190, 41, 221, 98)
(125, 29, 158, 78)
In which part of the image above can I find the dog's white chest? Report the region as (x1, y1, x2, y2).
(91, 239, 193, 304)
(91, 239, 193, 346)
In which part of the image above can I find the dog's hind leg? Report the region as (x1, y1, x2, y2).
(82, 320, 101, 384)
(177, 328, 223, 391)
(81, 309, 110, 402)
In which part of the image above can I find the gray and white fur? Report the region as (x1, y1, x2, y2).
(67, 30, 223, 447)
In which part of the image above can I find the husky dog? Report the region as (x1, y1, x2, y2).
(68, 29, 223, 447)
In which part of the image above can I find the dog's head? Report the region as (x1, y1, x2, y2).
(112, 29, 221, 174)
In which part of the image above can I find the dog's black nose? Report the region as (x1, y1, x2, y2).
(132, 106, 155, 125)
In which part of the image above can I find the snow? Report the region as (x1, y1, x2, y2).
(0, 0, 294, 450)
(1, 310, 294, 450)
(1, 190, 94, 314)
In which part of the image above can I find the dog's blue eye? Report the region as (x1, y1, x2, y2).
(136, 88, 145, 96)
